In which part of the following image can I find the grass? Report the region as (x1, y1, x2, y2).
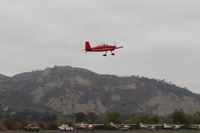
(125, 130, 200, 133)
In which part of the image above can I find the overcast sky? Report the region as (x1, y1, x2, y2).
(0, 0, 200, 93)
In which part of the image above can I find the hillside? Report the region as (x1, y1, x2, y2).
(0, 66, 199, 116)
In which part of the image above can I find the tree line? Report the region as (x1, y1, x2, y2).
(0, 109, 200, 130)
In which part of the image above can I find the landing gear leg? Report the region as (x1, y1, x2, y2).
(103, 51, 107, 56)
(111, 51, 115, 55)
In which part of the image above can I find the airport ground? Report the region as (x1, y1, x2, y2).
(1, 130, 200, 133)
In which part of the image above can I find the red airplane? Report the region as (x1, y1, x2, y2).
(85, 41, 124, 56)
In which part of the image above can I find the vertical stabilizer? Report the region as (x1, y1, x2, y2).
(85, 41, 91, 51)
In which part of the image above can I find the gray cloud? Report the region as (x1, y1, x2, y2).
(0, 0, 200, 93)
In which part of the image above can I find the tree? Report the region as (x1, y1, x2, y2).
(94, 118, 106, 124)
(86, 112, 98, 122)
(3, 119, 17, 130)
(129, 114, 151, 124)
(45, 121, 58, 130)
(150, 115, 160, 124)
(40, 112, 57, 122)
(56, 117, 74, 127)
(191, 112, 200, 124)
(170, 109, 191, 125)
(105, 111, 122, 124)
(75, 112, 86, 123)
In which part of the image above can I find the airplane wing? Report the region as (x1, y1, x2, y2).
(93, 48, 115, 51)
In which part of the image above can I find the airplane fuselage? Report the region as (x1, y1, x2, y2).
(85, 41, 123, 56)
(86, 45, 117, 52)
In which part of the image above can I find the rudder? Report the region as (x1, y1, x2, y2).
(85, 41, 91, 51)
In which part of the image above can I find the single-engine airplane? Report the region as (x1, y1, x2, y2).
(84, 41, 124, 56)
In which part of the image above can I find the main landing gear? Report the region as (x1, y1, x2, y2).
(103, 51, 107, 56)
(111, 51, 115, 55)
(103, 51, 115, 56)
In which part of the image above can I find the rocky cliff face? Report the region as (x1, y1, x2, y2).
(0, 66, 199, 116)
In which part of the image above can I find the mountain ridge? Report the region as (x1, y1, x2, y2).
(0, 65, 199, 116)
